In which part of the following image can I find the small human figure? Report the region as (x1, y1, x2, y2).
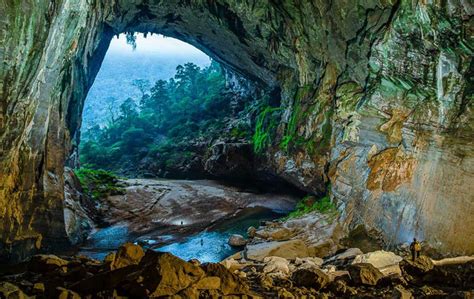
(180, 220, 183, 226)
(410, 238, 421, 261)
(200, 239, 204, 246)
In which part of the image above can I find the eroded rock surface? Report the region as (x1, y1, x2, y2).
(0, 0, 472, 260)
(2, 243, 472, 298)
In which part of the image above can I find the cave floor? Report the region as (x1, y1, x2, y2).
(79, 178, 299, 261)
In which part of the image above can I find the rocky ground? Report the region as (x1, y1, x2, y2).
(0, 241, 473, 298)
(97, 178, 297, 232)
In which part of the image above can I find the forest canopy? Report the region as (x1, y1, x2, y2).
(80, 61, 254, 175)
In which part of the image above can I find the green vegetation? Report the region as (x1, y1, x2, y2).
(252, 106, 282, 153)
(279, 85, 334, 155)
(80, 61, 246, 173)
(283, 195, 337, 220)
(74, 168, 125, 200)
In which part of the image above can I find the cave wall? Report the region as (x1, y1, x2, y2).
(0, 0, 472, 260)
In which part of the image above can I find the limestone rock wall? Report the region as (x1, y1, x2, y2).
(0, 0, 472, 259)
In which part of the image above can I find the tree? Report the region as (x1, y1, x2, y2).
(80, 61, 234, 174)
(132, 79, 151, 98)
(120, 98, 138, 126)
(105, 97, 119, 126)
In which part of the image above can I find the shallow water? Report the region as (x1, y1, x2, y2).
(80, 207, 284, 262)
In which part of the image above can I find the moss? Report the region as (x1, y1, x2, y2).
(74, 168, 125, 200)
(230, 126, 250, 139)
(280, 86, 307, 152)
(252, 106, 282, 153)
(283, 195, 337, 220)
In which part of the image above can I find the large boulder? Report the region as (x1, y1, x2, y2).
(0, 282, 30, 299)
(108, 242, 145, 270)
(347, 263, 384, 286)
(262, 256, 290, 276)
(220, 258, 245, 273)
(228, 234, 247, 247)
(422, 260, 474, 289)
(246, 239, 310, 261)
(139, 251, 205, 297)
(324, 248, 363, 266)
(391, 285, 414, 299)
(352, 250, 403, 276)
(201, 263, 249, 295)
(399, 256, 434, 278)
(294, 257, 324, 269)
(291, 268, 329, 290)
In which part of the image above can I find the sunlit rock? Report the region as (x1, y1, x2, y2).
(228, 234, 247, 247)
(347, 263, 384, 286)
(246, 239, 310, 261)
(352, 250, 403, 276)
(0, 282, 30, 299)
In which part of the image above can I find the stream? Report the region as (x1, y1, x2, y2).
(79, 206, 286, 263)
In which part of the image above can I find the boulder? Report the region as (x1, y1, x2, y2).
(399, 256, 434, 277)
(260, 227, 293, 241)
(70, 264, 141, 294)
(259, 275, 273, 290)
(295, 257, 324, 269)
(0, 282, 29, 299)
(391, 285, 413, 299)
(28, 254, 69, 273)
(278, 288, 295, 298)
(291, 268, 329, 290)
(201, 263, 249, 295)
(422, 260, 474, 289)
(432, 256, 474, 266)
(32, 283, 45, 293)
(324, 248, 363, 265)
(348, 263, 384, 286)
(194, 277, 221, 290)
(228, 234, 247, 247)
(110, 243, 145, 270)
(56, 287, 81, 299)
(352, 250, 403, 276)
(247, 226, 257, 238)
(220, 258, 244, 272)
(246, 239, 310, 261)
(327, 279, 358, 297)
(139, 251, 205, 297)
(262, 256, 290, 275)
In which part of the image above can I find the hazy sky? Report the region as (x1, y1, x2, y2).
(108, 33, 211, 60)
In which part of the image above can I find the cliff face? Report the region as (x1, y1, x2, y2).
(0, 0, 472, 260)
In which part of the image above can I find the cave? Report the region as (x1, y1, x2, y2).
(68, 33, 306, 262)
(0, 1, 473, 295)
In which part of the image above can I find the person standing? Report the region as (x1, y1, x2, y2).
(410, 238, 421, 261)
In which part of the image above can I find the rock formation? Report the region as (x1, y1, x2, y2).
(0, 243, 473, 298)
(0, 0, 472, 260)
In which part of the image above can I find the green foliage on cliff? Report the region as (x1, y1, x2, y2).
(280, 85, 334, 155)
(80, 61, 242, 173)
(253, 105, 282, 153)
(74, 168, 125, 200)
(284, 195, 337, 220)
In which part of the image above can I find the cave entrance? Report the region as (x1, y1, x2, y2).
(68, 33, 302, 262)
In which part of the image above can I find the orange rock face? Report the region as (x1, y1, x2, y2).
(367, 148, 416, 192)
